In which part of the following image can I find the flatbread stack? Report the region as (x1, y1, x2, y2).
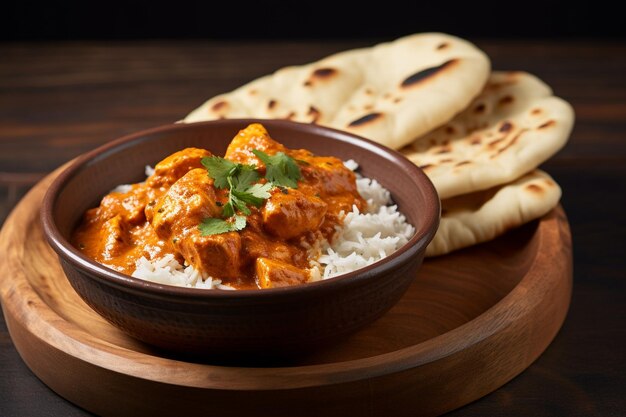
(184, 33, 574, 257)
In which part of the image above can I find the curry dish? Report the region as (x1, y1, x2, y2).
(72, 123, 366, 289)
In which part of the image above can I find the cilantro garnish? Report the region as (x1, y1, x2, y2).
(198, 215, 246, 236)
(198, 149, 301, 236)
(200, 156, 237, 189)
(252, 149, 301, 188)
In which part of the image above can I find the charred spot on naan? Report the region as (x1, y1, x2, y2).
(537, 120, 556, 129)
(531, 108, 543, 116)
(473, 103, 487, 114)
(400, 59, 458, 89)
(211, 100, 229, 114)
(488, 138, 506, 148)
(348, 112, 383, 128)
(267, 99, 277, 110)
(308, 106, 321, 123)
(436, 42, 450, 50)
(312, 67, 337, 78)
(303, 67, 338, 87)
(499, 121, 514, 133)
(490, 129, 529, 158)
(498, 95, 514, 106)
(525, 183, 544, 194)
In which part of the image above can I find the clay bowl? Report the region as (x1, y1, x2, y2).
(41, 119, 440, 357)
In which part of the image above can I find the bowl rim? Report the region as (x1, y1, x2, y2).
(41, 118, 440, 300)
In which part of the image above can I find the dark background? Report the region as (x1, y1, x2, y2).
(2, 1, 624, 41)
(2, 2, 626, 416)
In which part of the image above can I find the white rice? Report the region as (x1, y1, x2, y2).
(130, 160, 415, 289)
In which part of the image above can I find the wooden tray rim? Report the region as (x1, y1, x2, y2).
(0, 169, 570, 391)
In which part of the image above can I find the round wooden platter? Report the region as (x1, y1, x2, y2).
(0, 169, 572, 417)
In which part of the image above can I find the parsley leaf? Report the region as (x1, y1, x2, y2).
(201, 156, 236, 189)
(245, 182, 273, 200)
(231, 183, 272, 207)
(200, 148, 300, 236)
(227, 164, 271, 211)
(228, 191, 251, 215)
(252, 149, 301, 188)
(198, 215, 246, 236)
(221, 201, 235, 218)
(230, 165, 260, 190)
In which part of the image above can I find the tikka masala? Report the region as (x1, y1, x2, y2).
(72, 124, 365, 289)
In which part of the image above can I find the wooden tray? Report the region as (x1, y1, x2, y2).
(0, 170, 572, 417)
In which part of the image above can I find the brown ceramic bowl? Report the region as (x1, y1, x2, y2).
(41, 119, 439, 357)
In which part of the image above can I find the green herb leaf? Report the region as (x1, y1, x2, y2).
(201, 156, 236, 189)
(228, 191, 251, 215)
(245, 182, 273, 200)
(252, 149, 301, 188)
(222, 201, 235, 218)
(229, 166, 271, 210)
(231, 189, 263, 208)
(232, 214, 247, 230)
(198, 215, 247, 236)
(201, 148, 300, 235)
(231, 165, 260, 190)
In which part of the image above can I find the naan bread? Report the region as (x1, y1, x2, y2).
(402, 71, 574, 199)
(426, 169, 561, 257)
(185, 33, 490, 150)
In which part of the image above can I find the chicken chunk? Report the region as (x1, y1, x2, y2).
(150, 168, 241, 278)
(146, 148, 212, 191)
(100, 215, 131, 260)
(262, 188, 327, 240)
(149, 168, 221, 237)
(255, 257, 309, 288)
(240, 226, 302, 265)
(296, 153, 362, 197)
(225, 123, 287, 166)
(177, 229, 242, 279)
(98, 185, 148, 225)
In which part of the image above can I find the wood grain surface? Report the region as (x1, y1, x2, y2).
(0, 166, 571, 417)
(1, 40, 625, 416)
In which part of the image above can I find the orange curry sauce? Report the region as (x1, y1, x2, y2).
(72, 124, 365, 289)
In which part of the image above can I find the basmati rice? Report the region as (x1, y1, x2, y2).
(131, 160, 415, 289)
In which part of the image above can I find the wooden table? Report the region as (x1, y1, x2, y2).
(1, 39, 624, 416)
